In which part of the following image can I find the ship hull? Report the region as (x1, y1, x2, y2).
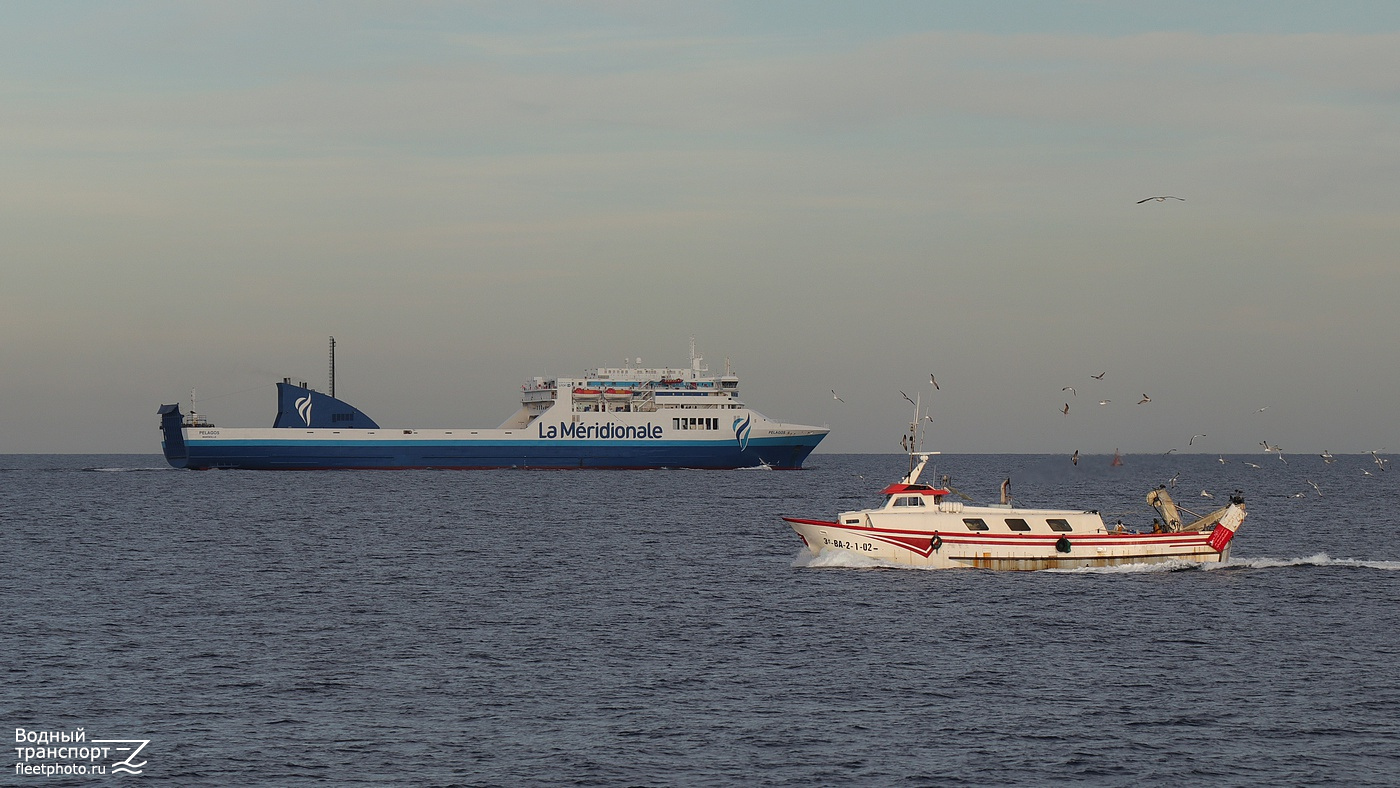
(164, 434, 823, 470)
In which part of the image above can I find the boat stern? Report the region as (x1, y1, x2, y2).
(1205, 498, 1247, 557)
(158, 403, 190, 469)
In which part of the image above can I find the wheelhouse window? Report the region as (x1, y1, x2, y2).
(893, 496, 925, 507)
(1005, 518, 1031, 532)
(963, 518, 989, 531)
(1047, 518, 1073, 532)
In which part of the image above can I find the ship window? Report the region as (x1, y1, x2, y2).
(963, 518, 989, 531)
(1006, 518, 1031, 532)
(1047, 518, 1073, 532)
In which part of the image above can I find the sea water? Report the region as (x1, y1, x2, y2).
(3, 453, 1398, 786)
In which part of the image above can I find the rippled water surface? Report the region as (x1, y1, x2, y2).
(4, 453, 1399, 786)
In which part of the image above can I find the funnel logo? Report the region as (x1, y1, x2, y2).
(732, 415, 752, 451)
(295, 396, 313, 426)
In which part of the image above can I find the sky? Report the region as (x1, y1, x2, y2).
(3, 1, 1399, 455)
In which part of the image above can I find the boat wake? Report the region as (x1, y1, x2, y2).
(1050, 553, 1400, 573)
(792, 549, 902, 570)
(83, 466, 180, 473)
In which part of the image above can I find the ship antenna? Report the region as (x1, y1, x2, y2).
(329, 336, 336, 399)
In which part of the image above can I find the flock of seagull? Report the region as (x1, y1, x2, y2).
(831, 196, 1389, 499)
(829, 359, 1390, 501)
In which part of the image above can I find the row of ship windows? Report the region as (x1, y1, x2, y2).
(675, 417, 720, 430)
(964, 517, 1073, 532)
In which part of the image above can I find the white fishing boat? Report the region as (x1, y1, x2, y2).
(783, 403, 1245, 570)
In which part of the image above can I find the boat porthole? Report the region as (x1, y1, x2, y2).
(1055, 537, 1071, 553)
(929, 535, 942, 552)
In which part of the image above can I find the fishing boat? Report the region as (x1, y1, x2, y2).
(158, 339, 827, 470)
(782, 403, 1245, 570)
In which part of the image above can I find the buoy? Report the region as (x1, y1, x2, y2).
(929, 534, 942, 552)
(1055, 537, 1072, 553)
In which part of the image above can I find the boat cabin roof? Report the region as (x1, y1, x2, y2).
(881, 482, 950, 497)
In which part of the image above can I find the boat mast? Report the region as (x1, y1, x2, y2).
(329, 336, 336, 398)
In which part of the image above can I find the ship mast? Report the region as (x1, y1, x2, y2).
(329, 336, 336, 398)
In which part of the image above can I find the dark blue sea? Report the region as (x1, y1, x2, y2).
(4, 453, 1398, 786)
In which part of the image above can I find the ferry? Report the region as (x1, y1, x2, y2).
(783, 407, 1245, 570)
(157, 342, 828, 470)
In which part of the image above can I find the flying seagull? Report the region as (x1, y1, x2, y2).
(1307, 479, 1323, 497)
(1320, 450, 1335, 464)
(900, 391, 916, 407)
(1137, 196, 1185, 203)
(1245, 462, 1262, 469)
(1200, 490, 1214, 498)
(1091, 372, 1106, 380)
(1098, 399, 1111, 406)
(1072, 450, 1079, 466)
(1063, 386, 1076, 396)
(1218, 456, 1229, 464)
(1138, 394, 1152, 404)
(1189, 434, 1206, 446)
(1061, 403, 1070, 415)
(1256, 405, 1270, 413)
(831, 390, 844, 403)
(930, 374, 939, 390)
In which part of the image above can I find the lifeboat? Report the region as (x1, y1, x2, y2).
(603, 388, 633, 401)
(572, 387, 603, 399)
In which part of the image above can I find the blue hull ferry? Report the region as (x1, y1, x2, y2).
(159, 346, 827, 470)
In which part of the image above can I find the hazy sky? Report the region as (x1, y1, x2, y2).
(4, 1, 1399, 454)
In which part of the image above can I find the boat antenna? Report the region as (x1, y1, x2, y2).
(328, 336, 336, 399)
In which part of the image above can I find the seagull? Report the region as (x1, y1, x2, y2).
(1138, 394, 1152, 404)
(1189, 434, 1206, 446)
(1063, 387, 1076, 396)
(1062, 403, 1070, 415)
(1364, 469, 1374, 476)
(1072, 450, 1079, 466)
(831, 390, 844, 403)
(1163, 448, 1178, 456)
(1091, 372, 1106, 380)
(1307, 479, 1322, 497)
(1137, 196, 1185, 203)
(1167, 470, 1180, 486)
(1320, 450, 1335, 464)
(1218, 456, 1229, 464)
(1098, 399, 1111, 406)
(1245, 462, 1262, 469)
(1200, 490, 1214, 498)
(900, 391, 916, 407)
(1256, 405, 1270, 413)
(1260, 441, 1281, 453)
(1277, 453, 1288, 465)
(930, 374, 939, 390)
(1290, 491, 1306, 499)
